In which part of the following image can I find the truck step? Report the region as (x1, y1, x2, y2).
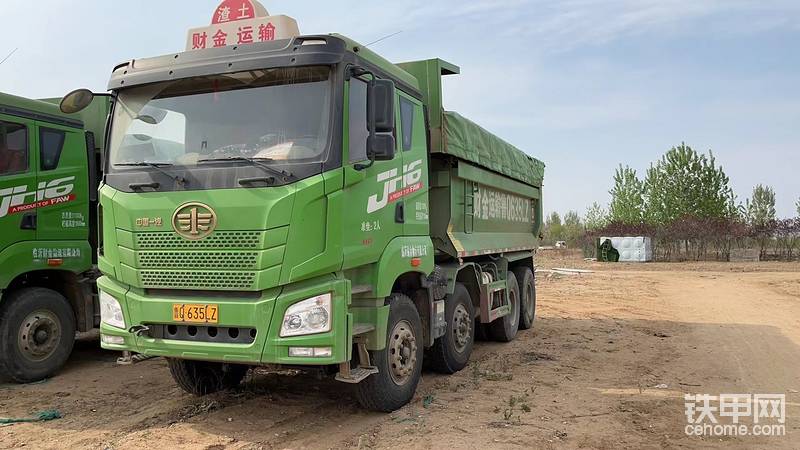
(487, 304, 511, 322)
(335, 366, 378, 384)
(351, 285, 372, 295)
(353, 323, 375, 335)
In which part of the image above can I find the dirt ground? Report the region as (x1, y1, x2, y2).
(2, 253, 799, 449)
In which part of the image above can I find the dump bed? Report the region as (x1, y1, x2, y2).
(443, 111, 544, 188)
(398, 59, 545, 258)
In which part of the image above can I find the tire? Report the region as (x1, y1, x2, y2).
(489, 271, 520, 342)
(428, 283, 474, 374)
(167, 359, 249, 396)
(356, 293, 423, 412)
(514, 267, 536, 330)
(0, 288, 76, 383)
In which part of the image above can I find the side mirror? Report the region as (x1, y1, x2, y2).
(60, 89, 95, 114)
(369, 79, 395, 133)
(368, 134, 396, 161)
(352, 69, 397, 171)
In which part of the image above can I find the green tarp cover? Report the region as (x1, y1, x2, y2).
(442, 111, 545, 187)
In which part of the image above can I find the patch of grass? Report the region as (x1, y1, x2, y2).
(493, 388, 535, 424)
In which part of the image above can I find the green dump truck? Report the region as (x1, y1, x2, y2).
(0, 92, 109, 382)
(65, 33, 545, 411)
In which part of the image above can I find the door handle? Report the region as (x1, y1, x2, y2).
(20, 212, 37, 230)
(395, 202, 405, 224)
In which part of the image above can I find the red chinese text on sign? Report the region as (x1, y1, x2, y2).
(259, 23, 275, 41)
(212, 29, 228, 47)
(212, 0, 259, 24)
(237, 26, 254, 44)
(192, 32, 208, 49)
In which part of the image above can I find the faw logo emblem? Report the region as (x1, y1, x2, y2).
(0, 177, 76, 218)
(172, 202, 217, 240)
(367, 160, 424, 214)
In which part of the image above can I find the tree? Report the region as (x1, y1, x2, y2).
(745, 184, 776, 227)
(796, 197, 800, 217)
(643, 143, 734, 226)
(584, 202, 609, 231)
(775, 218, 800, 260)
(543, 211, 563, 245)
(608, 165, 644, 224)
(746, 184, 777, 259)
(562, 210, 584, 246)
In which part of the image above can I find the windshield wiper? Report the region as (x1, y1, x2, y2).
(116, 161, 187, 185)
(198, 156, 293, 181)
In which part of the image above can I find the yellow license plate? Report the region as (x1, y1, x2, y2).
(172, 304, 219, 324)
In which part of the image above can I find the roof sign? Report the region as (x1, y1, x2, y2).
(186, 0, 300, 51)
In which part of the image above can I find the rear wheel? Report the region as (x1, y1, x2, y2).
(167, 359, 249, 396)
(356, 294, 423, 412)
(428, 283, 474, 374)
(0, 288, 76, 383)
(514, 267, 536, 330)
(489, 271, 520, 342)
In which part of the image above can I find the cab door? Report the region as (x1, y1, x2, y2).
(341, 76, 405, 269)
(0, 115, 37, 254)
(34, 122, 90, 243)
(397, 93, 430, 237)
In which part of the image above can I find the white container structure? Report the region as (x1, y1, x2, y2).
(600, 236, 653, 262)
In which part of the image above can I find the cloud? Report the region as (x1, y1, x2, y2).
(409, 0, 800, 53)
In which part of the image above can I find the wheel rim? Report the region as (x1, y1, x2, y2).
(524, 281, 535, 321)
(388, 319, 417, 386)
(17, 310, 62, 362)
(508, 286, 519, 329)
(452, 303, 471, 353)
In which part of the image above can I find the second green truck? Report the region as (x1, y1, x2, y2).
(67, 33, 545, 411)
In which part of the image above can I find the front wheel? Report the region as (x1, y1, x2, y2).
(0, 288, 76, 383)
(356, 294, 423, 412)
(167, 359, 249, 396)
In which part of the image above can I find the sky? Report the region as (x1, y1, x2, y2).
(1, 0, 798, 217)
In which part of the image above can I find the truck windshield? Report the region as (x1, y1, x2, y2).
(108, 66, 332, 171)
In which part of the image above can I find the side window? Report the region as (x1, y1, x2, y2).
(399, 97, 414, 151)
(40, 127, 66, 171)
(348, 79, 368, 162)
(0, 121, 28, 175)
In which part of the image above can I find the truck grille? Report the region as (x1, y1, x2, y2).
(139, 270, 257, 290)
(122, 228, 285, 291)
(137, 251, 259, 270)
(136, 231, 262, 250)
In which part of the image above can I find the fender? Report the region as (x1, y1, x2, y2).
(0, 240, 93, 289)
(373, 236, 434, 299)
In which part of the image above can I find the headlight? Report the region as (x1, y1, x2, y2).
(280, 293, 332, 337)
(99, 291, 125, 329)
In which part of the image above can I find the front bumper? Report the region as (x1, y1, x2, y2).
(98, 274, 352, 366)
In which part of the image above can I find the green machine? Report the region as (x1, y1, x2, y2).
(0, 92, 110, 382)
(65, 33, 545, 411)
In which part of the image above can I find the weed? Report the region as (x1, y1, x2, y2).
(495, 390, 533, 424)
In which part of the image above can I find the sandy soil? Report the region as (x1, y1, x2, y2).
(2, 255, 799, 449)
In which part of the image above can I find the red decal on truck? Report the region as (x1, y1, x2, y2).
(367, 160, 423, 213)
(387, 182, 422, 203)
(8, 194, 76, 215)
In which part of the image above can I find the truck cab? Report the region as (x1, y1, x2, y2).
(74, 31, 543, 411)
(0, 92, 108, 382)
